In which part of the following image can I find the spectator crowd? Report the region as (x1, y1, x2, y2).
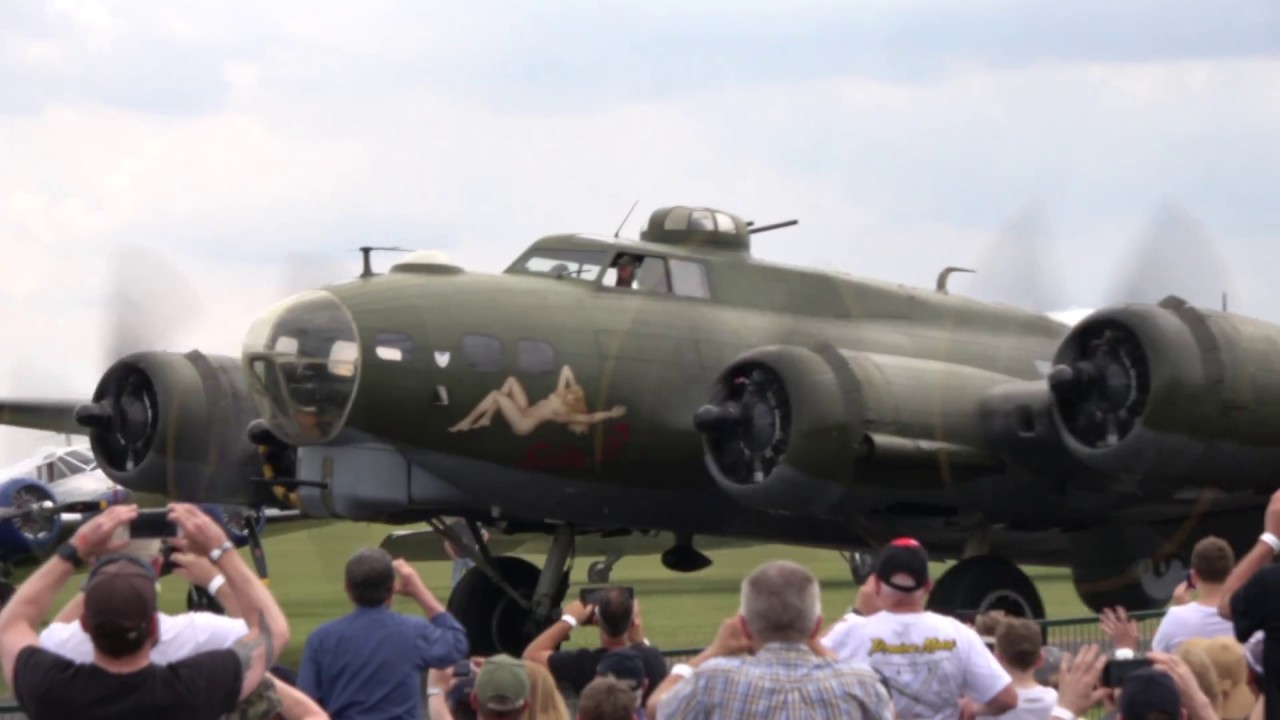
(0, 489, 1277, 719)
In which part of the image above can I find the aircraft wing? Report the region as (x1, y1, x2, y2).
(0, 399, 84, 436)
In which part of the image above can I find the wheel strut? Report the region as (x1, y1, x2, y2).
(428, 516, 530, 610)
(527, 525, 575, 632)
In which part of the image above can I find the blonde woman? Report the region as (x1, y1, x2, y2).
(524, 660, 570, 719)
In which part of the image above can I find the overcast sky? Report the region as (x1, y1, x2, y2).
(3, 1, 1279, 463)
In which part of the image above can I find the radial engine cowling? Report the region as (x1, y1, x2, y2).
(73, 350, 265, 505)
(694, 344, 1009, 516)
(693, 346, 855, 516)
(1047, 297, 1280, 486)
(0, 478, 61, 556)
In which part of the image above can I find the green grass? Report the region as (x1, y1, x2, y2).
(36, 520, 1095, 671)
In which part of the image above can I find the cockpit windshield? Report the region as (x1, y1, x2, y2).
(515, 249, 611, 282)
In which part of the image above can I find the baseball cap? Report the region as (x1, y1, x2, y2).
(1119, 669, 1181, 720)
(474, 654, 529, 712)
(597, 647, 646, 690)
(448, 674, 476, 710)
(82, 554, 158, 655)
(874, 537, 930, 592)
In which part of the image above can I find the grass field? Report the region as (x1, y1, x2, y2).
(35, 519, 1095, 671)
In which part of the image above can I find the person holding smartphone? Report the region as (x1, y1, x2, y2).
(522, 586, 668, 706)
(0, 503, 292, 719)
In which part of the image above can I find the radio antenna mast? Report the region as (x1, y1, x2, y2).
(613, 199, 640, 238)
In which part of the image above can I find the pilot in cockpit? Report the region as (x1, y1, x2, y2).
(613, 254, 638, 288)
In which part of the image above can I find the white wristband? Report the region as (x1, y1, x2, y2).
(1049, 706, 1076, 720)
(670, 663, 694, 679)
(560, 614, 578, 628)
(206, 574, 227, 597)
(1260, 532, 1280, 554)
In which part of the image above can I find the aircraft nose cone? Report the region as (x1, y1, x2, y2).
(240, 290, 362, 446)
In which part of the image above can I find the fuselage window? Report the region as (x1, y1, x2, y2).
(714, 212, 736, 232)
(663, 207, 691, 230)
(517, 340, 556, 374)
(373, 332, 413, 362)
(519, 250, 610, 282)
(668, 258, 711, 299)
(462, 335, 503, 372)
(688, 209, 715, 231)
(604, 253, 670, 293)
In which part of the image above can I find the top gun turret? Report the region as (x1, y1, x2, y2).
(640, 206, 798, 256)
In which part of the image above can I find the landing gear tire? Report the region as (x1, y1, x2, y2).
(1070, 523, 1184, 614)
(587, 560, 611, 584)
(449, 556, 568, 657)
(926, 556, 1046, 621)
(848, 552, 875, 585)
(1072, 556, 1185, 614)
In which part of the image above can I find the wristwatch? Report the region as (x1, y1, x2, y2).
(56, 542, 84, 569)
(209, 540, 235, 563)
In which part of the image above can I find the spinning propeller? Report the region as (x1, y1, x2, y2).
(967, 200, 1234, 315)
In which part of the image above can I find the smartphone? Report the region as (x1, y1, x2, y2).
(453, 660, 473, 678)
(579, 586, 634, 606)
(1185, 570, 1196, 590)
(129, 509, 179, 539)
(1103, 657, 1154, 687)
(953, 609, 980, 626)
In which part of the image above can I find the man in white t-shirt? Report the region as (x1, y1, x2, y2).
(39, 539, 248, 663)
(821, 575, 880, 650)
(823, 538, 1018, 720)
(1150, 535, 1238, 653)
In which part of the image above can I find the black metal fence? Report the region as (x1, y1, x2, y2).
(0, 609, 1167, 718)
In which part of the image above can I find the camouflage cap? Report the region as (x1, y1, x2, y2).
(220, 675, 283, 720)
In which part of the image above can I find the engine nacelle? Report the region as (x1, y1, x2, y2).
(1047, 297, 1280, 488)
(0, 478, 61, 556)
(694, 344, 1010, 516)
(74, 350, 266, 506)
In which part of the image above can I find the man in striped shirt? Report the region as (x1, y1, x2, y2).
(647, 560, 894, 719)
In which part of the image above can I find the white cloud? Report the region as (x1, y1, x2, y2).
(2, 3, 1278, 463)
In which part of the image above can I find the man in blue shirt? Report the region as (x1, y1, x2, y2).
(299, 548, 469, 719)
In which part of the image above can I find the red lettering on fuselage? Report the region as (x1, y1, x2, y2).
(519, 421, 631, 471)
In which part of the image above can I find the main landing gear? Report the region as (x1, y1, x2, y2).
(925, 555, 1047, 621)
(440, 519, 573, 657)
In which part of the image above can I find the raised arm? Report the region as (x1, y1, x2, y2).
(391, 559, 469, 668)
(270, 673, 330, 720)
(49, 592, 85, 624)
(1219, 489, 1280, 621)
(523, 600, 594, 667)
(170, 551, 244, 618)
(0, 505, 137, 687)
(168, 503, 290, 700)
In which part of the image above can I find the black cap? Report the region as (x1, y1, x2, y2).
(597, 647, 646, 690)
(874, 537, 930, 592)
(1119, 669, 1181, 720)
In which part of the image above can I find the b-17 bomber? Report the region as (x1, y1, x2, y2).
(4, 204, 1279, 656)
